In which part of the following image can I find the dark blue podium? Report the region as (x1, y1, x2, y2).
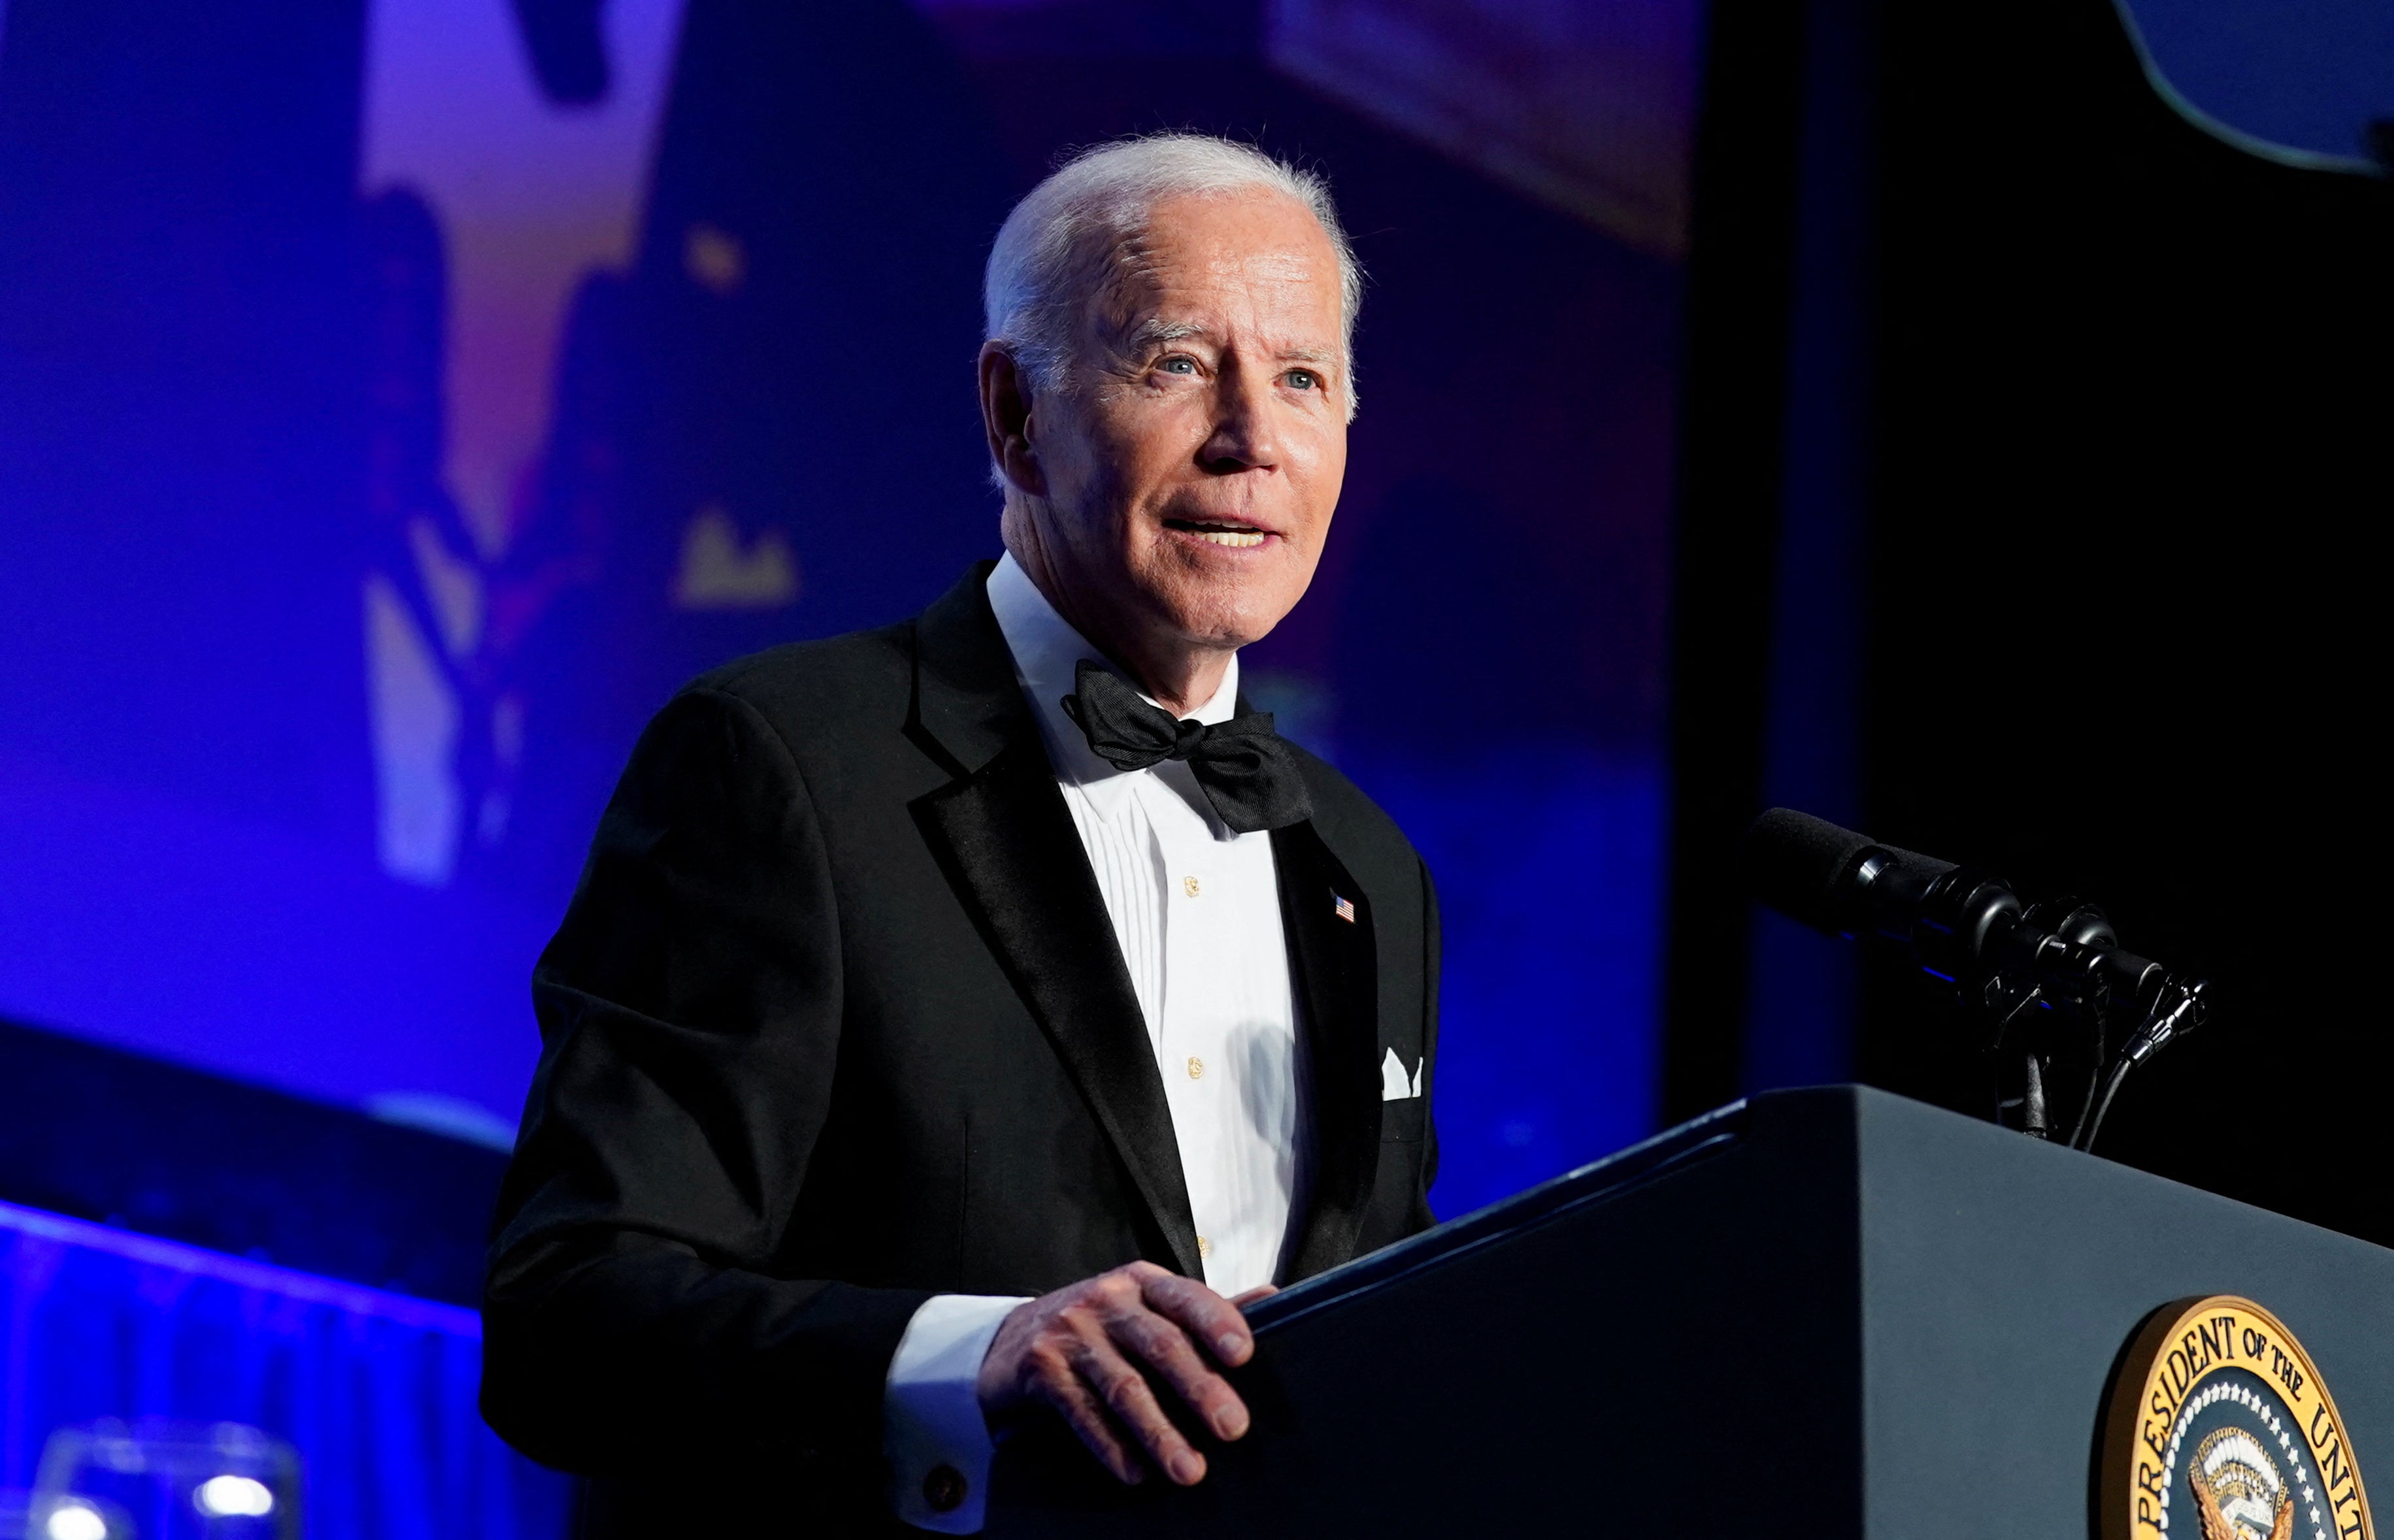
(984, 1085, 2394, 1537)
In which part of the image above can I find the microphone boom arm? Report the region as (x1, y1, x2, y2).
(1744, 810, 2210, 1151)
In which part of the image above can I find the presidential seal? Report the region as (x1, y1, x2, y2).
(2102, 1296, 2373, 1540)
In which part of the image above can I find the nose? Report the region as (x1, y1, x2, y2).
(1196, 361, 1282, 474)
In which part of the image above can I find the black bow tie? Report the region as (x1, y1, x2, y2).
(1060, 659, 1314, 834)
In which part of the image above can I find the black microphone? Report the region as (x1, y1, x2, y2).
(1742, 808, 1953, 944)
(1740, 808, 2209, 1148)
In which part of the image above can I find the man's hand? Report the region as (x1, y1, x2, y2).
(976, 1261, 1276, 1486)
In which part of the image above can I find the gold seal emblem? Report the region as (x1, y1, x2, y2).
(2102, 1296, 2374, 1540)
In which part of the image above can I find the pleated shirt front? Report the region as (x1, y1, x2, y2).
(985, 553, 1303, 1295)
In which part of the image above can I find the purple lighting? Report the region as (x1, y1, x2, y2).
(0, 1201, 478, 1337)
(1, 1200, 569, 1540)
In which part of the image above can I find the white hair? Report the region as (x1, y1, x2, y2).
(982, 134, 1363, 424)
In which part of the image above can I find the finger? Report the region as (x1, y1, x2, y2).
(1069, 1334, 1207, 1485)
(1138, 1271, 1255, 1367)
(1030, 1360, 1146, 1484)
(1105, 1303, 1249, 1442)
(1229, 1284, 1278, 1308)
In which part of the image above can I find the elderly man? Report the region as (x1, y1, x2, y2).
(482, 135, 1440, 1536)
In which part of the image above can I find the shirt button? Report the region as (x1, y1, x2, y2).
(1187, 1055, 1205, 1080)
(1182, 875, 1201, 897)
(923, 1464, 967, 1513)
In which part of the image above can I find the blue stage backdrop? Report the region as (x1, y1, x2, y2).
(0, 0, 1695, 1217)
(5, 0, 2370, 1205)
(0, 1198, 570, 1538)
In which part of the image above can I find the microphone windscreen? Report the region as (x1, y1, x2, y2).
(1742, 808, 1878, 932)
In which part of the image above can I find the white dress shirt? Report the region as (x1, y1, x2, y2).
(882, 553, 1305, 1532)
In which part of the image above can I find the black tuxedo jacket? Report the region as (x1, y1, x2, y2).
(481, 565, 1440, 1532)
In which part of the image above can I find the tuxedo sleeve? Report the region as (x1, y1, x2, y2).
(480, 687, 933, 1483)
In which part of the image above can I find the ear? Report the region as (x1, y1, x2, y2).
(978, 342, 1047, 498)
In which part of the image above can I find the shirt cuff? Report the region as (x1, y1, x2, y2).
(884, 1292, 1031, 1533)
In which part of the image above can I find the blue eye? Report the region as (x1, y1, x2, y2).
(1160, 356, 1197, 374)
(1286, 369, 1318, 390)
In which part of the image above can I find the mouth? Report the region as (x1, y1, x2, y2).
(1161, 517, 1274, 550)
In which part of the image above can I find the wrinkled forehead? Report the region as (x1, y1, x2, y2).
(1091, 189, 1346, 345)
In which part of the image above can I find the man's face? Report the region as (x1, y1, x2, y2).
(1010, 189, 1350, 661)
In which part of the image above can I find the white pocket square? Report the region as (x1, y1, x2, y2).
(1380, 1047, 1422, 1101)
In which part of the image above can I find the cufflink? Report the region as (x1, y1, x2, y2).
(924, 1464, 967, 1513)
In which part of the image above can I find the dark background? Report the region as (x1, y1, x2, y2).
(1665, 0, 2394, 1247)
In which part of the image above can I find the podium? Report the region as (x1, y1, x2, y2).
(986, 1086, 2394, 1537)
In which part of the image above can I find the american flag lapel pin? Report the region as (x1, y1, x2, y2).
(1333, 893, 1355, 924)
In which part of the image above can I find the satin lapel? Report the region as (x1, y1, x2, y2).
(908, 566, 1203, 1279)
(1274, 820, 1382, 1281)
(905, 561, 1014, 778)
